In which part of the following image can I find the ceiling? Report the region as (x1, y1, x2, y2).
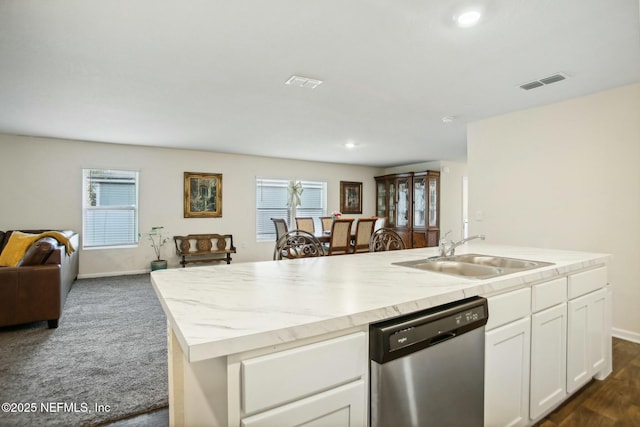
(1, 0, 639, 167)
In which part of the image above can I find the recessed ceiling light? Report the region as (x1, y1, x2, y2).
(455, 10, 481, 28)
(285, 75, 323, 89)
(441, 116, 455, 124)
(345, 142, 357, 149)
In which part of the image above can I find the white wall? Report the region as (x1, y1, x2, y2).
(0, 135, 382, 276)
(438, 162, 468, 243)
(468, 83, 640, 339)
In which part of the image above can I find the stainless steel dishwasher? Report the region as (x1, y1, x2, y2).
(370, 296, 488, 427)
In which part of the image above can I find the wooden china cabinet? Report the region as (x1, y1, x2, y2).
(375, 171, 440, 248)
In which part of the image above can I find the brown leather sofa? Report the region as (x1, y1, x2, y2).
(0, 229, 79, 328)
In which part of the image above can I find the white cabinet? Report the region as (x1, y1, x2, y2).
(529, 277, 567, 421)
(169, 328, 368, 427)
(567, 287, 608, 393)
(530, 302, 567, 419)
(485, 288, 531, 427)
(241, 381, 365, 427)
(485, 317, 531, 427)
(566, 267, 609, 394)
(595, 285, 613, 381)
(239, 331, 367, 427)
(484, 267, 611, 427)
(567, 267, 607, 299)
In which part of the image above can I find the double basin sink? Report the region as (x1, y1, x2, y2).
(393, 253, 554, 279)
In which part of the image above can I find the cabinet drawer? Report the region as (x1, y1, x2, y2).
(485, 288, 531, 331)
(532, 277, 567, 312)
(241, 380, 365, 427)
(241, 332, 366, 415)
(568, 267, 607, 299)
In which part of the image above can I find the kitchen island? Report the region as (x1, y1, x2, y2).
(151, 243, 612, 426)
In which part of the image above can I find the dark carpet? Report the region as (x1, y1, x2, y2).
(0, 274, 168, 426)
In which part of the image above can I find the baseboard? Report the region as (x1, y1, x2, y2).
(78, 269, 150, 279)
(612, 327, 640, 344)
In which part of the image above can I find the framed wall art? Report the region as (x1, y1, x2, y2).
(340, 181, 362, 214)
(184, 172, 222, 218)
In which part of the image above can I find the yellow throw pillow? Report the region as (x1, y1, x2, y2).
(0, 231, 40, 267)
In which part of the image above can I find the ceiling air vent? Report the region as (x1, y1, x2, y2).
(520, 81, 544, 90)
(540, 73, 567, 85)
(520, 72, 569, 90)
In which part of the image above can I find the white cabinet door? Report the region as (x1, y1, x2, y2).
(485, 317, 531, 427)
(241, 380, 365, 427)
(530, 303, 567, 420)
(588, 289, 607, 376)
(567, 288, 607, 394)
(567, 292, 590, 393)
(595, 285, 613, 380)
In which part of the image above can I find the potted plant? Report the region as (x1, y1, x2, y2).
(141, 226, 170, 271)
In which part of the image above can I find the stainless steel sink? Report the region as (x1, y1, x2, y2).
(398, 260, 504, 277)
(393, 254, 553, 279)
(442, 254, 547, 270)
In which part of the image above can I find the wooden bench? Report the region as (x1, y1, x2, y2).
(173, 234, 237, 267)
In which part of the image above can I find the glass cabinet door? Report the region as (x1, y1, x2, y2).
(376, 180, 387, 218)
(388, 180, 396, 227)
(413, 176, 426, 228)
(396, 177, 410, 227)
(428, 176, 438, 227)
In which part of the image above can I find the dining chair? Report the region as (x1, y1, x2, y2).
(271, 218, 289, 242)
(320, 217, 333, 233)
(351, 218, 376, 253)
(373, 216, 387, 231)
(327, 218, 354, 255)
(273, 230, 325, 260)
(369, 228, 406, 252)
(295, 217, 315, 234)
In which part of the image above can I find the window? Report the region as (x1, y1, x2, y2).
(256, 179, 327, 240)
(82, 169, 139, 248)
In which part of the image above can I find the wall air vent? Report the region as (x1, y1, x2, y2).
(520, 72, 569, 90)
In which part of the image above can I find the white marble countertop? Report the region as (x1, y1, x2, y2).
(151, 243, 609, 362)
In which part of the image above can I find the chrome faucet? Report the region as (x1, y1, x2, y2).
(439, 234, 485, 257)
(438, 231, 452, 257)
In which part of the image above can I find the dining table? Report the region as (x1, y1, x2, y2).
(314, 231, 331, 244)
(314, 230, 357, 244)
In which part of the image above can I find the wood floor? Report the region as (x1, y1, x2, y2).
(534, 337, 640, 427)
(102, 338, 640, 427)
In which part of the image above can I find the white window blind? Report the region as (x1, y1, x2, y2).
(256, 179, 327, 240)
(82, 169, 139, 248)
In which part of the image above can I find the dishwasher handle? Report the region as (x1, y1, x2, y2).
(427, 331, 457, 346)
